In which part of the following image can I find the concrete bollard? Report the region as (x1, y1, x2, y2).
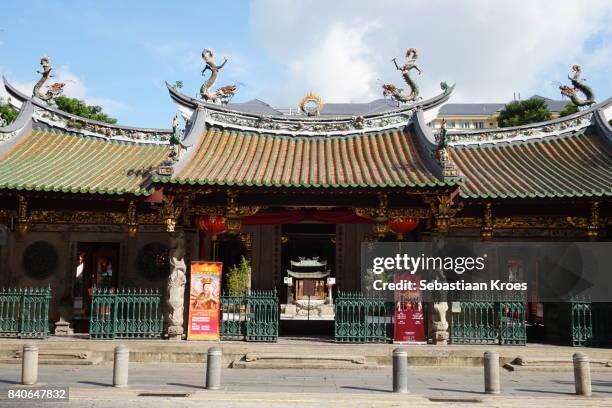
(573, 352, 592, 396)
(206, 347, 222, 390)
(392, 348, 408, 393)
(21, 343, 38, 385)
(483, 351, 500, 394)
(113, 345, 129, 388)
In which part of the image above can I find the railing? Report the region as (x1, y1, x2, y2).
(498, 293, 527, 345)
(89, 287, 164, 339)
(0, 287, 51, 339)
(570, 296, 593, 346)
(449, 293, 526, 345)
(334, 291, 388, 343)
(220, 290, 279, 342)
(449, 294, 497, 345)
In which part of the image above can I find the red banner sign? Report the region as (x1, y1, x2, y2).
(187, 261, 222, 340)
(393, 273, 425, 343)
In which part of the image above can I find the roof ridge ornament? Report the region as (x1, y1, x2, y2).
(299, 92, 324, 116)
(199, 48, 237, 105)
(559, 64, 595, 107)
(32, 56, 65, 104)
(435, 119, 459, 179)
(383, 48, 421, 104)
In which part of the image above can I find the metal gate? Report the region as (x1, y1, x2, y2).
(89, 287, 164, 339)
(449, 293, 526, 345)
(334, 291, 388, 343)
(0, 287, 51, 339)
(220, 290, 279, 342)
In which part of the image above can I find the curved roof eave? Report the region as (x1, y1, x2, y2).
(3, 77, 173, 145)
(447, 97, 612, 147)
(166, 81, 455, 136)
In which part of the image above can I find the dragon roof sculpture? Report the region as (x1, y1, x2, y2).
(199, 48, 237, 105)
(32, 56, 65, 103)
(382, 48, 422, 104)
(559, 64, 595, 107)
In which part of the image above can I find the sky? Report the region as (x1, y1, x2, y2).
(0, 0, 610, 128)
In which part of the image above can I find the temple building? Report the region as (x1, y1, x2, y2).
(0, 50, 610, 344)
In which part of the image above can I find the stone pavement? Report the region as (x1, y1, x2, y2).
(2, 337, 612, 366)
(0, 363, 611, 407)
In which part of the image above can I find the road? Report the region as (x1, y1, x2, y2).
(0, 363, 610, 407)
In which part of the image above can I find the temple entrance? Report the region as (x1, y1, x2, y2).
(72, 242, 120, 333)
(280, 223, 336, 336)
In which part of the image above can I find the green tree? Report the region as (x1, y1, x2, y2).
(497, 98, 552, 127)
(54, 96, 117, 124)
(558, 102, 579, 117)
(0, 98, 18, 125)
(226, 256, 250, 296)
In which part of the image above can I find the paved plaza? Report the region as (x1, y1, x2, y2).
(0, 363, 611, 407)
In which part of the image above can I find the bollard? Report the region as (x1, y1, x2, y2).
(573, 352, 592, 396)
(206, 347, 222, 390)
(483, 351, 500, 394)
(21, 343, 38, 385)
(392, 348, 408, 393)
(113, 345, 129, 388)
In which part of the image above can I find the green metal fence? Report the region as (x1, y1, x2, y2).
(0, 287, 51, 338)
(571, 297, 593, 346)
(334, 291, 388, 343)
(220, 290, 279, 342)
(449, 294, 497, 345)
(89, 287, 164, 339)
(449, 293, 526, 345)
(498, 293, 527, 345)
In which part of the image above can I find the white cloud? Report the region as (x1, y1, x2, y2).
(250, 0, 612, 104)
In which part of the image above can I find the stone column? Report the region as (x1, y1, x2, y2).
(167, 229, 187, 340)
(429, 233, 449, 345)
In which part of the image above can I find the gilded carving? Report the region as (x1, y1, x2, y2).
(424, 194, 464, 233)
(161, 195, 182, 232)
(481, 203, 493, 240)
(17, 195, 30, 235)
(127, 201, 138, 238)
(587, 201, 599, 241)
(493, 216, 587, 229)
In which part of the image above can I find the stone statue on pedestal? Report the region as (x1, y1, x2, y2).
(167, 230, 187, 340)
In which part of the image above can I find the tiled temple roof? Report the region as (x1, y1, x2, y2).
(448, 130, 612, 199)
(154, 126, 450, 189)
(0, 129, 168, 195)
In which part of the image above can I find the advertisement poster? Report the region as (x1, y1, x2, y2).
(393, 274, 426, 343)
(187, 261, 223, 340)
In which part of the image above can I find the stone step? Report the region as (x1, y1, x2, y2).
(512, 356, 612, 366)
(1, 349, 103, 365)
(232, 352, 380, 369)
(0, 357, 102, 365)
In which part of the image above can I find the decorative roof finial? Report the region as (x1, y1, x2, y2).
(559, 64, 595, 107)
(382, 48, 421, 104)
(32, 56, 65, 103)
(158, 113, 186, 176)
(435, 119, 459, 180)
(299, 92, 324, 116)
(199, 48, 237, 105)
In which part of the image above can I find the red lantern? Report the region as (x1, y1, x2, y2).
(388, 217, 419, 240)
(197, 215, 226, 240)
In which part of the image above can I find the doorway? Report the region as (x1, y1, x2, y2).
(280, 223, 336, 337)
(72, 242, 120, 332)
